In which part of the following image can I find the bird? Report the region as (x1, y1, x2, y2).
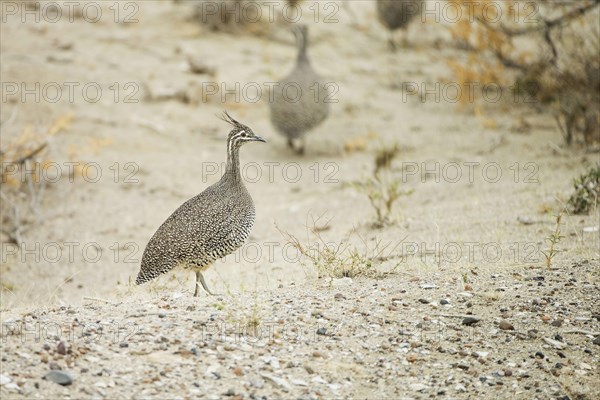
(136, 111, 266, 297)
(270, 24, 329, 154)
(376, 0, 424, 49)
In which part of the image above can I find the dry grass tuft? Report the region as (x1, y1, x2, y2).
(352, 142, 414, 227)
(277, 214, 406, 284)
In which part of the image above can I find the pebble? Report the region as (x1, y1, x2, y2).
(44, 371, 73, 386)
(498, 320, 514, 330)
(409, 383, 428, 391)
(418, 298, 430, 304)
(580, 362, 592, 370)
(554, 334, 563, 342)
(593, 336, 600, 346)
(249, 378, 264, 389)
(420, 284, 438, 289)
(543, 338, 565, 350)
(316, 327, 327, 336)
(440, 299, 450, 305)
(462, 317, 480, 326)
(49, 362, 62, 370)
(527, 329, 538, 338)
(261, 373, 291, 392)
(57, 342, 67, 355)
(0, 375, 11, 385)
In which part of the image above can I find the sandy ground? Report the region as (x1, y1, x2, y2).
(0, 0, 599, 398)
(0, 263, 599, 399)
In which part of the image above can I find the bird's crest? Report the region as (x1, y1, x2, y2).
(218, 110, 241, 127)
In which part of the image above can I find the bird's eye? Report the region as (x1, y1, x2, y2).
(240, 131, 247, 137)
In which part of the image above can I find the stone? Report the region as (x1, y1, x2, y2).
(44, 371, 73, 386)
(543, 338, 565, 350)
(498, 320, 514, 330)
(420, 284, 438, 289)
(0, 375, 11, 385)
(462, 317, 480, 326)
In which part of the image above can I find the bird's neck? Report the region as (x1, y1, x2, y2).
(224, 141, 241, 183)
(297, 36, 309, 66)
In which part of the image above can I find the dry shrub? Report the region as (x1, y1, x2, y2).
(277, 215, 404, 283)
(352, 143, 414, 228)
(445, 0, 599, 145)
(567, 164, 599, 215)
(0, 114, 73, 245)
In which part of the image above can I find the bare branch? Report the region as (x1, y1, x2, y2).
(476, 1, 599, 37)
(6, 143, 48, 165)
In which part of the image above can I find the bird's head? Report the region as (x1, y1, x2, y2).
(220, 111, 266, 149)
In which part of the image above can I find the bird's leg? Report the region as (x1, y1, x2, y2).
(287, 138, 305, 155)
(388, 33, 397, 52)
(197, 271, 220, 296)
(294, 138, 305, 155)
(194, 270, 202, 297)
(399, 30, 410, 48)
(299, 138, 306, 155)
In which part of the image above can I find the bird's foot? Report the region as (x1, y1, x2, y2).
(288, 138, 305, 155)
(196, 271, 222, 297)
(388, 38, 398, 51)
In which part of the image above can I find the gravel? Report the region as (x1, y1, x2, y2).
(0, 262, 598, 399)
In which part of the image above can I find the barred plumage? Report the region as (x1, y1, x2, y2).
(270, 25, 329, 154)
(136, 112, 265, 296)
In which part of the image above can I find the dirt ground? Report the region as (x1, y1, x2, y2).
(0, 1, 598, 399)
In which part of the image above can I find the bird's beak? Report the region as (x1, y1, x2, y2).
(254, 135, 266, 143)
